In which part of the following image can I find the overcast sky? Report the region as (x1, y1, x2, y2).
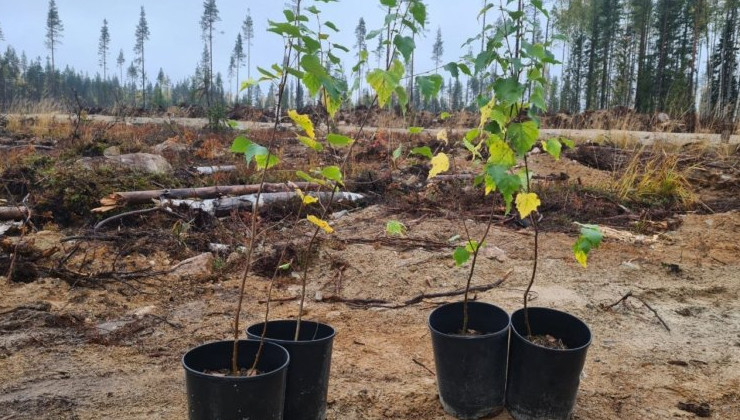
(1, 0, 492, 90)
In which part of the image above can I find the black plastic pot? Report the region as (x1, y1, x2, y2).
(505, 307, 592, 420)
(428, 301, 510, 419)
(182, 339, 289, 420)
(247, 320, 336, 420)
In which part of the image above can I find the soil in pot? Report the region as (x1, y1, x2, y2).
(182, 339, 289, 420)
(247, 320, 335, 420)
(506, 307, 592, 420)
(428, 301, 510, 419)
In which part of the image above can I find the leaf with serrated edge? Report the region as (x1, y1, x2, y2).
(516, 192, 540, 219)
(410, 146, 433, 159)
(307, 215, 334, 234)
(297, 136, 323, 151)
(327, 133, 354, 147)
(288, 110, 315, 139)
(428, 153, 450, 179)
(542, 138, 562, 160)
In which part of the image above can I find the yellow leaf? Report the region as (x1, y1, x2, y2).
(515, 192, 541, 219)
(288, 110, 315, 139)
(436, 128, 448, 144)
(307, 215, 334, 234)
(428, 153, 450, 179)
(574, 249, 588, 268)
(296, 189, 318, 205)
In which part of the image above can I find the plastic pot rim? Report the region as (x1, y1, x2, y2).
(181, 339, 290, 381)
(247, 319, 336, 347)
(427, 301, 511, 340)
(510, 306, 592, 352)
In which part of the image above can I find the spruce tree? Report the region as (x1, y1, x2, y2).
(200, 0, 220, 106)
(242, 10, 254, 105)
(231, 33, 245, 105)
(117, 49, 125, 83)
(98, 19, 110, 80)
(45, 0, 64, 93)
(134, 6, 150, 108)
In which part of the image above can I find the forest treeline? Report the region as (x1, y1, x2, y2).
(0, 0, 738, 131)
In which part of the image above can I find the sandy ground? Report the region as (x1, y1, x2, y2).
(1, 201, 738, 419)
(1, 117, 739, 419)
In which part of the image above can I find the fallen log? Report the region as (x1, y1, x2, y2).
(162, 191, 366, 216)
(193, 165, 238, 175)
(94, 182, 320, 211)
(0, 206, 29, 220)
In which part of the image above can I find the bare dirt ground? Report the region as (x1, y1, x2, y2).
(1, 117, 739, 419)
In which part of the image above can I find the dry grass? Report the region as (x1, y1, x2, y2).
(611, 145, 698, 208)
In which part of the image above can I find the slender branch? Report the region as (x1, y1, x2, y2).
(232, 0, 300, 375)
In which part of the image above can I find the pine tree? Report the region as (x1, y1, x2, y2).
(116, 49, 125, 83)
(98, 19, 110, 80)
(134, 6, 150, 108)
(0, 22, 4, 41)
(200, 0, 220, 106)
(431, 27, 444, 72)
(355, 18, 367, 105)
(231, 33, 245, 105)
(242, 9, 254, 106)
(45, 0, 64, 93)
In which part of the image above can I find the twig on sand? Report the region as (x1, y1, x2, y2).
(602, 290, 670, 332)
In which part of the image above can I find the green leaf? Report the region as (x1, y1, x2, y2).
(278, 262, 292, 270)
(255, 153, 280, 170)
(327, 133, 354, 147)
(486, 165, 522, 213)
(464, 240, 482, 253)
(393, 35, 415, 63)
(408, 127, 424, 134)
(444, 62, 459, 78)
(488, 136, 516, 167)
(296, 170, 324, 185)
(493, 77, 525, 104)
(321, 166, 343, 184)
(267, 21, 301, 37)
(367, 60, 404, 108)
(298, 135, 324, 152)
(530, 84, 546, 111)
(325, 21, 340, 32)
(572, 224, 603, 268)
(416, 74, 443, 102)
(409, 2, 427, 27)
(560, 137, 575, 148)
(410, 146, 433, 159)
(386, 220, 407, 236)
(542, 138, 562, 160)
(245, 143, 269, 164)
(440, 111, 451, 120)
(392, 145, 403, 161)
(240, 78, 258, 92)
(508, 121, 539, 156)
(453, 246, 471, 266)
(230, 136, 250, 153)
(380, 0, 397, 6)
